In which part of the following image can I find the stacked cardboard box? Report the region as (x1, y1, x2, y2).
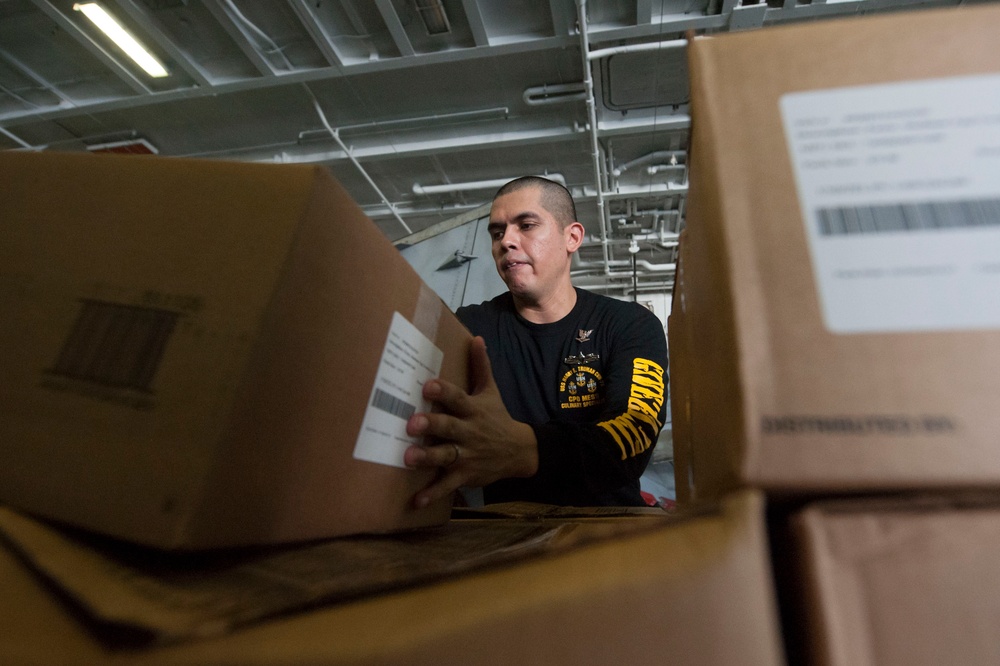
(0, 151, 790, 663)
(0, 150, 470, 550)
(0, 491, 786, 664)
(672, 3, 1000, 663)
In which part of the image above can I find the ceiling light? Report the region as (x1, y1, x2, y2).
(415, 0, 450, 35)
(73, 3, 169, 78)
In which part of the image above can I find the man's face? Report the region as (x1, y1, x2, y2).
(487, 186, 580, 303)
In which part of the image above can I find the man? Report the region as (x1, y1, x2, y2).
(404, 176, 668, 507)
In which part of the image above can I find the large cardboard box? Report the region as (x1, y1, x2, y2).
(0, 151, 470, 549)
(678, 4, 1000, 502)
(668, 229, 694, 505)
(788, 494, 1000, 666)
(0, 491, 787, 665)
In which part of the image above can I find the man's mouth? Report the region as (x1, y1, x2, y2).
(502, 259, 529, 271)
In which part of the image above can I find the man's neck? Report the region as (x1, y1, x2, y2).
(513, 283, 578, 324)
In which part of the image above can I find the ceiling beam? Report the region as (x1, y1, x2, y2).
(111, 0, 213, 87)
(202, 0, 277, 76)
(374, 0, 416, 57)
(0, 124, 36, 149)
(0, 33, 577, 126)
(460, 0, 491, 46)
(287, 0, 346, 69)
(637, 0, 653, 24)
(549, 0, 576, 37)
(0, 47, 74, 107)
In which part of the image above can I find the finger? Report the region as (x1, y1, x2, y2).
(404, 442, 459, 469)
(407, 411, 462, 442)
(423, 379, 476, 418)
(414, 470, 466, 509)
(403, 444, 429, 468)
(406, 414, 429, 438)
(468, 336, 496, 395)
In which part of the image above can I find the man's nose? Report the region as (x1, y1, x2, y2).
(502, 229, 520, 249)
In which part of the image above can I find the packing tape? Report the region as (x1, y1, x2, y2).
(412, 282, 442, 344)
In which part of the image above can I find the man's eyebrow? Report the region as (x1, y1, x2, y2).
(488, 211, 540, 230)
(510, 211, 541, 223)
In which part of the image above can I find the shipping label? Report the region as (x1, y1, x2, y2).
(780, 74, 1000, 333)
(353, 311, 443, 468)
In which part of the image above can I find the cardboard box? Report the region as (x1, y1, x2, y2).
(789, 494, 1000, 666)
(0, 150, 470, 549)
(0, 491, 787, 665)
(667, 229, 693, 505)
(679, 4, 1000, 502)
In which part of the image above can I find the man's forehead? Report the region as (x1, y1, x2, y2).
(489, 187, 547, 223)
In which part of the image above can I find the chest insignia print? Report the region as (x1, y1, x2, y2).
(559, 365, 605, 410)
(563, 352, 600, 366)
(575, 328, 593, 343)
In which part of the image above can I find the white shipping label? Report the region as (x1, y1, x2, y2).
(780, 74, 1000, 333)
(353, 311, 443, 468)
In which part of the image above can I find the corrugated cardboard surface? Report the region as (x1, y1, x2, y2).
(0, 151, 469, 549)
(667, 229, 694, 505)
(680, 4, 1000, 501)
(792, 494, 1000, 666)
(0, 490, 786, 665)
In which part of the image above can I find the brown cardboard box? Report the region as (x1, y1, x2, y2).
(790, 494, 1000, 666)
(0, 490, 787, 665)
(678, 4, 1000, 502)
(667, 229, 693, 505)
(0, 150, 470, 549)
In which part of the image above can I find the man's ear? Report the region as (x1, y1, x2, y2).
(565, 221, 585, 253)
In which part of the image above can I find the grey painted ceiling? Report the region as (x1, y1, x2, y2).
(0, 0, 981, 294)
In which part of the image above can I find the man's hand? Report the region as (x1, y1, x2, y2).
(404, 336, 538, 508)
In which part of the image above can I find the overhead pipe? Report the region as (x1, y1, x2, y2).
(573, 269, 676, 280)
(580, 36, 689, 284)
(223, 0, 293, 70)
(523, 82, 587, 106)
(587, 38, 688, 62)
(303, 85, 412, 235)
(297, 106, 509, 142)
(582, 234, 678, 246)
(572, 256, 678, 273)
(575, 0, 612, 275)
(612, 150, 687, 177)
(647, 164, 686, 175)
(575, 280, 676, 295)
(412, 173, 567, 196)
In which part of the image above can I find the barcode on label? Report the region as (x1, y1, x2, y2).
(50, 300, 179, 391)
(371, 388, 416, 421)
(817, 198, 1000, 236)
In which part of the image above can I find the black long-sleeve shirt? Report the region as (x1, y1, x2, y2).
(456, 288, 668, 506)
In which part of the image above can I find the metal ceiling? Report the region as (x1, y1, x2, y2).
(0, 0, 982, 295)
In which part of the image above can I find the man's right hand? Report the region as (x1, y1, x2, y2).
(403, 336, 538, 508)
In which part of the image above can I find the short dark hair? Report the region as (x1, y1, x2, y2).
(493, 176, 577, 227)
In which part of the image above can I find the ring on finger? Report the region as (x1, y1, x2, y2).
(446, 443, 460, 467)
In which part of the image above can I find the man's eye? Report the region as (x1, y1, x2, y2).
(491, 230, 504, 240)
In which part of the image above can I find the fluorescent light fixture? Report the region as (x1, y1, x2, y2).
(415, 0, 450, 35)
(73, 3, 169, 78)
